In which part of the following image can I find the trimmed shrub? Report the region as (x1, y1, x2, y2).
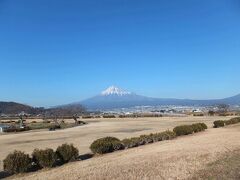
(213, 120, 225, 128)
(122, 137, 141, 148)
(152, 130, 176, 142)
(225, 117, 240, 125)
(132, 137, 144, 146)
(56, 144, 79, 163)
(151, 133, 162, 142)
(112, 141, 125, 151)
(199, 123, 208, 130)
(140, 135, 154, 144)
(122, 130, 176, 148)
(3, 150, 31, 174)
(162, 130, 176, 140)
(32, 148, 56, 168)
(191, 123, 204, 133)
(173, 125, 194, 136)
(90, 137, 121, 154)
(92, 141, 113, 154)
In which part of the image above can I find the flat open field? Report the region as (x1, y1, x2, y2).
(0, 116, 233, 171)
(10, 123, 240, 180)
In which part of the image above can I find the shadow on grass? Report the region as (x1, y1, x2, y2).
(78, 153, 94, 161)
(0, 171, 11, 179)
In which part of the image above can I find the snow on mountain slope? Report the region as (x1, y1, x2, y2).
(101, 86, 133, 96)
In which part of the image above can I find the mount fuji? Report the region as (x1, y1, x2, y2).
(79, 86, 155, 110)
(75, 86, 240, 110)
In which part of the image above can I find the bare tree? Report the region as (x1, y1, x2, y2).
(208, 110, 215, 116)
(18, 111, 27, 128)
(73, 114, 79, 124)
(217, 104, 230, 113)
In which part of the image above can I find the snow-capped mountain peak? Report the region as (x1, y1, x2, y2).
(101, 86, 133, 96)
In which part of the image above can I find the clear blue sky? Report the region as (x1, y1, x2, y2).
(0, 0, 240, 107)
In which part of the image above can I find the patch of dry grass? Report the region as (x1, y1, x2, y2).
(190, 149, 240, 180)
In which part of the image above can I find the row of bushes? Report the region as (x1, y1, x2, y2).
(102, 115, 116, 118)
(213, 117, 240, 128)
(122, 130, 176, 149)
(173, 123, 207, 136)
(90, 130, 176, 154)
(82, 115, 115, 119)
(83, 114, 164, 119)
(90, 123, 208, 155)
(225, 117, 240, 125)
(3, 144, 79, 174)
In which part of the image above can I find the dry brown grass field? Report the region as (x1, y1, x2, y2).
(0, 116, 239, 179)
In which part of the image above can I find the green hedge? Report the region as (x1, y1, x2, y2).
(213, 118, 240, 128)
(173, 125, 194, 136)
(213, 120, 225, 128)
(122, 137, 142, 148)
(225, 117, 240, 125)
(140, 135, 154, 144)
(112, 141, 125, 151)
(90, 125, 204, 153)
(199, 123, 208, 130)
(121, 130, 176, 149)
(151, 130, 176, 142)
(173, 123, 207, 136)
(191, 123, 207, 133)
(90, 137, 122, 154)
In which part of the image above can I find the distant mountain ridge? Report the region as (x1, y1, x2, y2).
(1, 87, 240, 112)
(0, 102, 85, 116)
(0, 102, 42, 115)
(79, 86, 240, 110)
